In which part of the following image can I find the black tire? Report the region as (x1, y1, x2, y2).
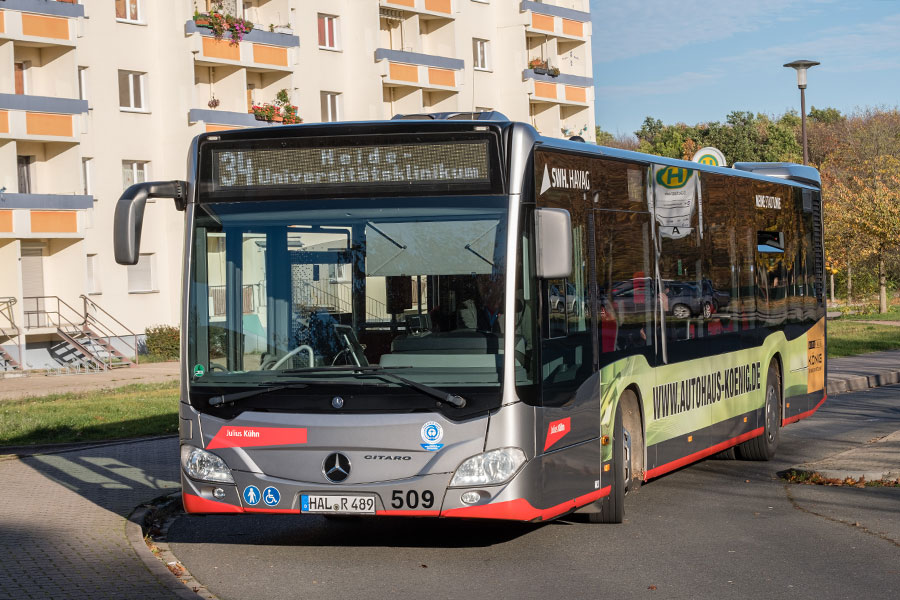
(672, 303, 691, 319)
(589, 403, 625, 523)
(736, 362, 781, 461)
(702, 301, 713, 319)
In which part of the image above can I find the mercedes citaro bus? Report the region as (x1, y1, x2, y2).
(114, 114, 825, 523)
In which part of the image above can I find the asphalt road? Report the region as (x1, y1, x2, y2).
(167, 386, 900, 600)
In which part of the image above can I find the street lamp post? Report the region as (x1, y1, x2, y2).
(784, 60, 820, 165)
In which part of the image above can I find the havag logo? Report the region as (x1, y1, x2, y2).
(655, 166, 694, 189)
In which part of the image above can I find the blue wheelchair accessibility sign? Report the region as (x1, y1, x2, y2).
(243, 485, 261, 506)
(263, 486, 280, 507)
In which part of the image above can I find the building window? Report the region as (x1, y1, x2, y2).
(318, 14, 339, 50)
(115, 0, 141, 22)
(17, 156, 33, 194)
(87, 254, 101, 295)
(127, 253, 156, 293)
(82, 158, 93, 196)
(473, 39, 490, 71)
(122, 160, 149, 189)
(320, 92, 341, 122)
(118, 70, 146, 111)
(78, 67, 89, 102)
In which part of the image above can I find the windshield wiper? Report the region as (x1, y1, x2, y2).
(207, 383, 308, 407)
(277, 366, 467, 408)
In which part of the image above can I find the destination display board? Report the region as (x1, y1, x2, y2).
(210, 139, 492, 191)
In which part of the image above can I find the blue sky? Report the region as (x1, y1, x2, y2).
(590, 0, 900, 137)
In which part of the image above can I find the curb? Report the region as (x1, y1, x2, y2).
(826, 371, 900, 395)
(127, 495, 218, 600)
(0, 434, 178, 460)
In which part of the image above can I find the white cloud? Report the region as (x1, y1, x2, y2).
(595, 69, 723, 97)
(591, 0, 839, 62)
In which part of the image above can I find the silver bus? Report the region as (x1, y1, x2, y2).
(115, 115, 826, 523)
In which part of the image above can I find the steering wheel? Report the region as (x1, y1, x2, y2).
(209, 362, 228, 372)
(262, 344, 315, 370)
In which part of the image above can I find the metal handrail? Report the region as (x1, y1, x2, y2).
(81, 295, 139, 365)
(0, 297, 20, 337)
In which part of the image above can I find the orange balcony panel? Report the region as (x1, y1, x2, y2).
(0, 211, 12, 233)
(534, 81, 557, 99)
(562, 19, 583, 37)
(25, 113, 73, 137)
(205, 124, 240, 133)
(532, 13, 554, 32)
(0, 11, 5, 34)
(428, 67, 455, 87)
(389, 63, 418, 83)
(31, 211, 77, 234)
(202, 37, 241, 61)
(253, 44, 288, 67)
(0, 111, 8, 134)
(565, 85, 587, 103)
(21, 14, 70, 40)
(391, 0, 415, 6)
(424, 0, 452, 14)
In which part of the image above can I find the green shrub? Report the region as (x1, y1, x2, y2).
(145, 324, 180, 359)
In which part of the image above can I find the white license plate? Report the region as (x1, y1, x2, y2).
(301, 494, 376, 514)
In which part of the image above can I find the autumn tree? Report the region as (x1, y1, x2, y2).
(821, 109, 900, 312)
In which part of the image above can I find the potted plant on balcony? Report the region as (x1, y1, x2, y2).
(529, 58, 549, 75)
(194, 1, 254, 46)
(548, 66, 560, 77)
(251, 103, 282, 122)
(275, 89, 303, 124)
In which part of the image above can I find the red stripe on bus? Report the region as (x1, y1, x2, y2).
(182, 492, 244, 514)
(645, 427, 764, 480)
(782, 394, 827, 426)
(206, 426, 307, 450)
(441, 486, 610, 521)
(376, 509, 442, 516)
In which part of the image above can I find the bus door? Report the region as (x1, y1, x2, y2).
(535, 150, 601, 504)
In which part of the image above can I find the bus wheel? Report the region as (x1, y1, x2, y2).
(589, 402, 625, 524)
(737, 362, 781, 461)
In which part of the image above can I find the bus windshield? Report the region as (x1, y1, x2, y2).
(188, 195, 525, 391)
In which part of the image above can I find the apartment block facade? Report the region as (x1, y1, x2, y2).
(0, 0, 593, 370)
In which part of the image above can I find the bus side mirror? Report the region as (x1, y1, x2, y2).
(114, 181, 187, 265)
(535, 208, 572, 279)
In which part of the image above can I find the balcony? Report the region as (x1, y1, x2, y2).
(0, 0, 83, 47)
(375, 49, 464, 91)
(520, 1, 590, 43)
(0, 193, 92, 239)
(185, 20, 299, 72)
(380, 0, 454, 20)
(524, 70, 592, 107)
(0, 93, 88, 142)
(188, 108, 278, 133)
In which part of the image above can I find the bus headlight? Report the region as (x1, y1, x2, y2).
(450, 447, 526, 487)
(181, 445, 234, 484)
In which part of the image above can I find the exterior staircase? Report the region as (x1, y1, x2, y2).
(0, 297, 22, 371)
(23, 295, 139, 371)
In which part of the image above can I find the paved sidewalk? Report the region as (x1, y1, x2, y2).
(0, 437, 183, 600)
(0, 362, 180, 402)
(826, 349, 900, 394)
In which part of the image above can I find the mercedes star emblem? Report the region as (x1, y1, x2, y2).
(322, 452, 351, 483)
(332, 396, 344, 409)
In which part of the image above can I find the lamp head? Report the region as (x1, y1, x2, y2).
(784, 60, 820, 89)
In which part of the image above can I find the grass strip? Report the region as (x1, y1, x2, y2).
(827, 320, 900, 358)
(0, 381, 179, 447)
